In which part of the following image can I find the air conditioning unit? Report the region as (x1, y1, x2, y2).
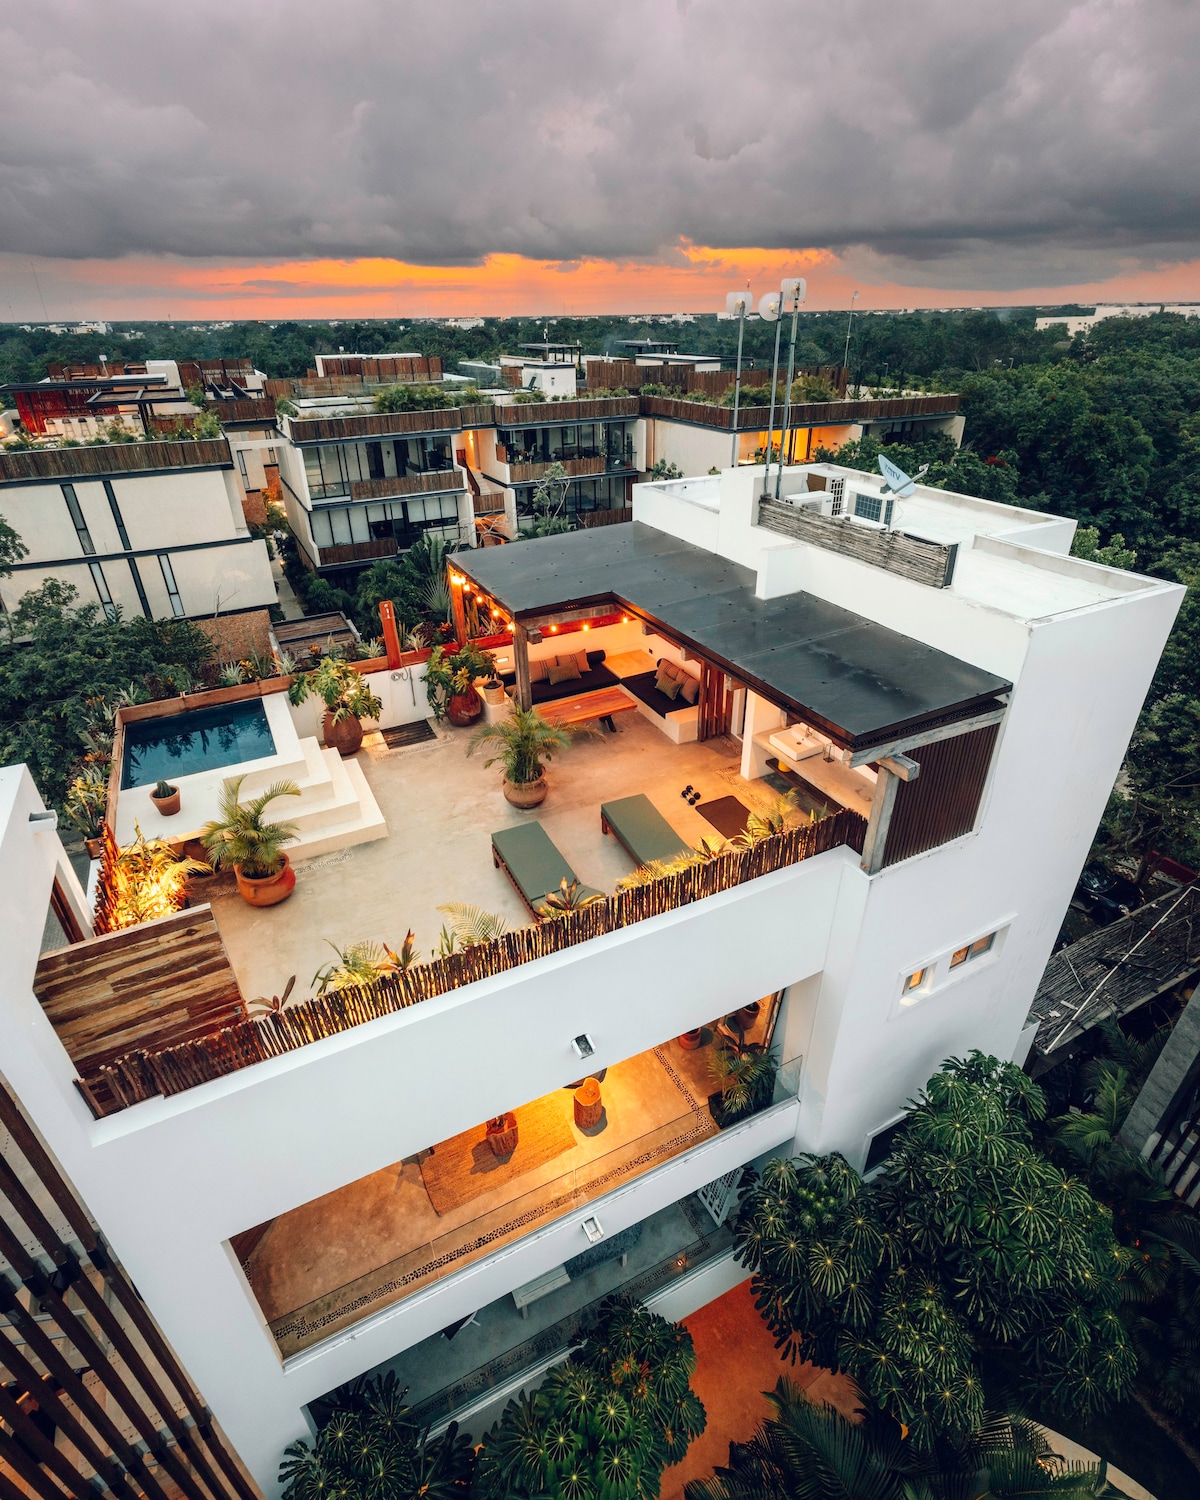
(828, 477, 845, 516)
(798, 495, 833, 516)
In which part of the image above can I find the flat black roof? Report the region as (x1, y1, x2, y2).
(456, 523, 1010, 749)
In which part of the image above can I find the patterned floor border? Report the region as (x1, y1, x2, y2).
(272, 1049, 719, 1351)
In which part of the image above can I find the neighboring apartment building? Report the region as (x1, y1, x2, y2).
(0, 438, 276, 621)
(0, 456, 1181, 1493)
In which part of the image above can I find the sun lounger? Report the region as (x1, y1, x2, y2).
(600, 794, 690, 868)
(491, 823, 601, 916)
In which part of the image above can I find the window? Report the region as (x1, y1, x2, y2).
(88, 561, 117, 621)
(236, 450, 249, 481)
(902, 967, 927, 995)
(102, 480, 131, 549)
(864, 1119, 906, 1175)
(62, 484, 95, 554)
(950, 932, 996, 969)
(158, 554, 185, 618)
(127, 557, 151, 619)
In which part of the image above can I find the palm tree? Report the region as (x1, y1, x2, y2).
(201, 776, 300, 879)
(684, 1381, 1112, 1500)
(469, 706, 580, 787)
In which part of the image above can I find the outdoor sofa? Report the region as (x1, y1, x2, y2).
(600, 794, 690, 868)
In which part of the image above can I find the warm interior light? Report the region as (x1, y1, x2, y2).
(582, 623, 590, 631)
(549, 624, 558, 633)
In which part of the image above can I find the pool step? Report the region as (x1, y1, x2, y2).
(286, 753, 387, 859)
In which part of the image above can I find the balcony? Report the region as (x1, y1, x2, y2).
(506, 455, 606, 483)
(234, 1017, 800, 1359)
(347, 469, 462, 502)
(316, 537, 400, 566)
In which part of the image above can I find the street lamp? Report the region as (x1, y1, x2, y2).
(725, 290, 755, 467)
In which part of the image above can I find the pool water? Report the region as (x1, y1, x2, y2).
(121, 701, 276, 789)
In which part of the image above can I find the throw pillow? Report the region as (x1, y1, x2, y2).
(659, 675, 682, 701)
(654, 667, 674, 694)
(548, 658, 582, 685)
(528, 657, 549, 684)
(563, 649, 589, 675)
(679, 675, 699, 704)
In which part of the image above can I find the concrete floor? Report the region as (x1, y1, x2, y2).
(247, 1029, 759, 1357)
(208, 709, 758, 1005)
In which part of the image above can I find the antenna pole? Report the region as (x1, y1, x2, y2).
(775, 287, 803, 499)
(763, 306, 783, 497)
(842, 290, 859, 373)
(730, 303, 746, 467)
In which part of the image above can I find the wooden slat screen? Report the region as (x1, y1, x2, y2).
(757, 498, 958, 588)
(882, 724, 999, 868)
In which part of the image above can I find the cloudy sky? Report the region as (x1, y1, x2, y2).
(2, 0, 1198, 318)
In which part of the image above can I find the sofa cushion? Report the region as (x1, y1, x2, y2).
(659, 675, 682, 701)
(680, 675, 699, 705)
(623, 671, 696, 719)
(548, 658, 581, 685)
(559, 649, 589, 675)
(529, 657, 550, 684)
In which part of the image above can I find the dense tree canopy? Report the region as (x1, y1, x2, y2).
(734, 1055, 1134, 1449)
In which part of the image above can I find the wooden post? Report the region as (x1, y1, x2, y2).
(861, 766, 900, 875)
(450, 568, 468, 647)
(513, 623, 532, 711)
(378, 599, 402, 669)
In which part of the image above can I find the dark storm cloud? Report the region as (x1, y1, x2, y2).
(2, 0, 1198, 286)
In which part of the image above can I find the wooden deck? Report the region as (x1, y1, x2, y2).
(33, 906, 246, 1115)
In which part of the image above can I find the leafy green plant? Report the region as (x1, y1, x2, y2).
(312, 936, 416, 995)
(201, 776, 300, 879)
(475, 1297, 705, 1500)
(280, 1370, 473, 1500)
(535, 878, 605, 919)
(435, 902, 507, 949)
(649, 459, 683, 479)
(468, 704, 580, 785)
(374, 383, 456, 413)
(424, 641, 496, 719)
(684, 1380, 1111, 1499)
(108, 826, 208, 928)
(218, 661, 245, 686)
(734, 1054, 1136, 1449)
(709, 1041, 778, 1125)
(63, 767, 109, 840)
(287, 656, 382, 724)
(526, 461, 574, 535)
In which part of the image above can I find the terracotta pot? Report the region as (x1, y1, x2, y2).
(574, 1077, 604, 1130)
(736, 1001, 761, 1030)
(234, 852, 296, 907)
(504, 772, 547, 808)
(446, 691, 482, 726)
(150, 787, 181, 817)
(323, 711, 364, 757)
(678, 1029, 703, 1051)
(485, 1111, 519, 1156)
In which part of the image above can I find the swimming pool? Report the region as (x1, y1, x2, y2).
(121, 701, 277, 789)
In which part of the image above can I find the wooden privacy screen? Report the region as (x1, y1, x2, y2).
(757, 498, 958, 588)
(883, 724, 999, 867)
(33, 906, 246, 1116)
(698, 660, 739, 741)
(0, 1078, 258, 1500)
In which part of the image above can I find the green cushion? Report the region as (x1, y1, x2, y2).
(602, 795, 690, 866)
(492, 822, 579, 905)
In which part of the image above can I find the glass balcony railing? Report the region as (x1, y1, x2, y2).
(261, 1055, 801, 1360)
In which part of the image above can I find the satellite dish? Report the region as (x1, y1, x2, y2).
(725, 290, 754, 316)
(780, 277, 807, 304)
(877, 454, 930, 497)
(759, 292, 782, 322)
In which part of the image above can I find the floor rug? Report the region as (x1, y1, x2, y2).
(696, 795, 750, 839)
(381, 720, 437, 748)
(419, 1092, 576, 1215)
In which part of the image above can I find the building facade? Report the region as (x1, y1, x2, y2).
(0, 439, 276, 622)
(0, 456, 1181, 1492)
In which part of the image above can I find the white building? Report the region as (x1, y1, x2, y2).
(0, 439, 277, 621)
(0, 455, 1181, 1493)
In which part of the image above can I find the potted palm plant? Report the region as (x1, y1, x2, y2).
(201, 776, 301, 906)
(468, 705, 582, 807)
(288, 656, 383, 757)
(708, 1041, 778, 1128)
(424, 642, 496, 725)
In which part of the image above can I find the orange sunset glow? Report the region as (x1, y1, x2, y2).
(14, 243, 1200, 321)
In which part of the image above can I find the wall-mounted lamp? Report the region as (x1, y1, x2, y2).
(581, 1216, 604, 1244)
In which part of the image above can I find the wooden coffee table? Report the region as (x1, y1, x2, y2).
(537, 686, 638, 733)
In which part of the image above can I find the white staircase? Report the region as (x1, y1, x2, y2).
(277, 739, 387, 859)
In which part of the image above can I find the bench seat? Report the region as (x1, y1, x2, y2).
(601, 794, 690, 868)
(491, 822, 601, 915)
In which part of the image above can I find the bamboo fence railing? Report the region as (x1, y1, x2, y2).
(88, 807, 866, 1115)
